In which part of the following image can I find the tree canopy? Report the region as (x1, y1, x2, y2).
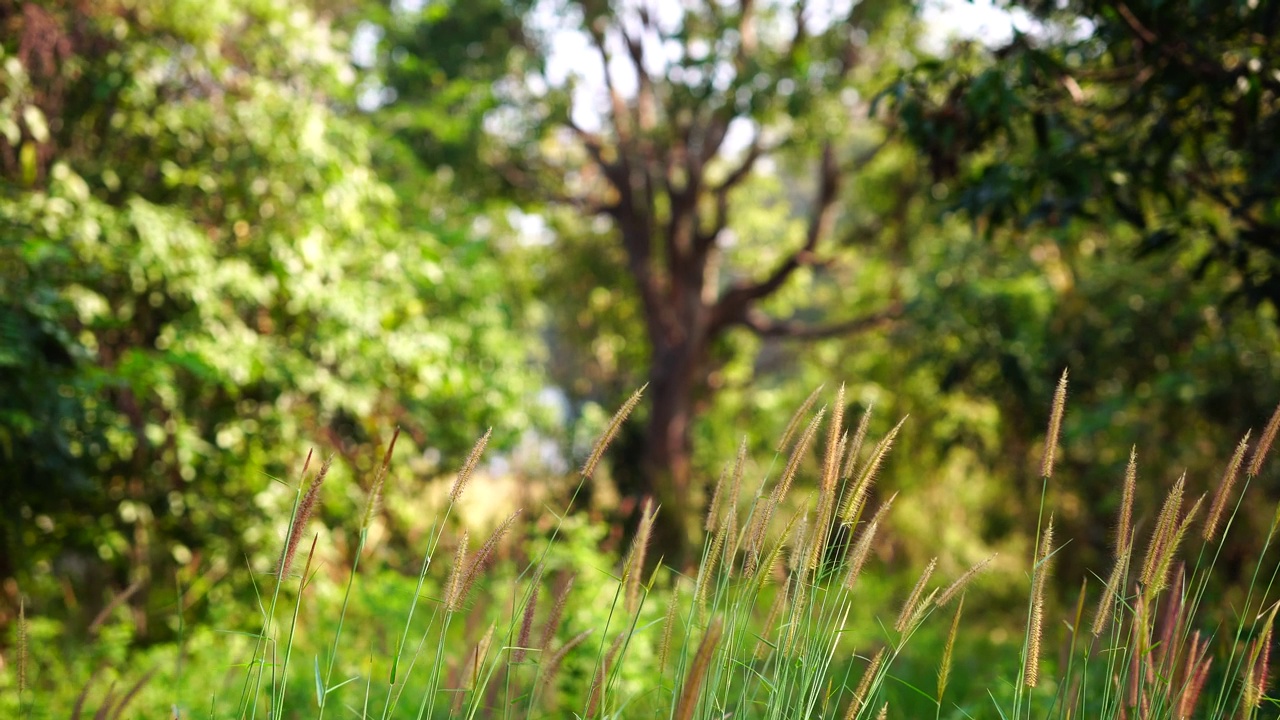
(0, 0, 540, 619)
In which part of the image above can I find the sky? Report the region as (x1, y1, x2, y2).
(357, 0, 1031, 115)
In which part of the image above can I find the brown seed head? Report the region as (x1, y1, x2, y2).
(779, 385, 824, 453)
(895, 557, 937, 633)
(625, 499, 657, 613)
(512, 567, 543, 663)
(1117, 447, 1137, 554)
(450, 428, 491, 503)
(840, 417, 906, 526)
(444, 530, 470, 612)
(1025, 514, 1055, 688)
(279, 453, 331, 581)
(458, 510, 522, 608)
(362, 428, 401, 530)
(1205, 432, 1250, 542)
(846, 647, 885, 720)
(936, 554, 996, 607)
(843, 403, 874, 480)
(581, 387, 644, 479)
(540, 574, 576, 651)
(1249, 401, 1280, 477)
(1040, 369, 1069, 479)
(674, 618, 723, 720)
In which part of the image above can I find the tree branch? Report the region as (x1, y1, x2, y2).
(738, 302, 903, 340)
(710, 141, 842, 329)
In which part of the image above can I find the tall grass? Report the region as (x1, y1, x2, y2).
(9, 378, 1280, 719)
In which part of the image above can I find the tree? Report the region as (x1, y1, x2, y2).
(890, 0, 1280, 306)
(0, 0, 540, 622)
(458, 0, 917, 555)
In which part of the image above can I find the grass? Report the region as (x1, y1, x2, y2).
(6, 376, 1280, 718)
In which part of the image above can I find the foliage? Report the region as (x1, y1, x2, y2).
(373, 0, 929, 556)
(0, 0, 541, 626)
(890, 0, 1280, 306)
(7, 384, 1280, 720)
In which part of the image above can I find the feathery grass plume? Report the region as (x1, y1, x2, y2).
(1245, 602, 1278, 708)
(512, 567, 543, 663)
(823, 384, 847, 490)
(444, 530, 470, 612)
(840, 416, 907, 526)
(805, 388, 846, 575)
(789, 515, 810, 573)
(361, 427, 401, 530)
(786, 578, 810, 656)
(1176, 631, 1211, 719)
(17, 596, 26, 696)
(1205, 432, 1251, 542)
(674, 617, 723, 720)
(1148, 495, 1203, 597)
(755, 582, 789, 660)
(752, 505, 807, 591)
(1025, 514, 1055, 688)
(659, 585, 680, 671)
(895, 557, 938, 633)
(779, 384, 824, 452)
(1140, 473, 1185, 588)
(1117, 447, 1137, 553)
(1248, 400, 1280, 477)
(1040, 369, 1069, 479)
(1092, 536, 1132, 637)
(746, 474, 814, 575)
(458, 509, 522, 609)
(705, 464, 728, 533)
(278, 454, 331, 581)
(724, 437, 747, 566)
(586, 631, 627, 718)
(581, 386, 645, 479)
(1155, 565, 1186, 672)
(845, 494, 896, 591)
(842, 402, 874, 480)
(470, 622, 496, 688)
(540, 574, 575, 650)
(777, 408, 826, 505)
(450, 428, 491, 502)
(874, 703, 888, 720)
(625, 499, 656, 614)
(936, 554, 996, 607)
(1126, 588, 1148, 709)
(845, 647, 885, 720)
(937, 594, 964, 705)
(697, 510, 730, 612)
(540, 629, 592, 698)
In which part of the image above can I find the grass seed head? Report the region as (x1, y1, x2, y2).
(1040, 369, 1068, 479)
(674, 617, 723, 720)
(1205, 432, 1250, 542)
(846, 647, 885, 720)
(450, 428, 491, 502)
(581, 386, 644, 479)
(1248, 400, 1280, 477)
(512, 567, 543, 663)
(779, 384, 824, 453)
(895, 556, 937, 633)
(278, 453, 331, 582)
(936, 554, 996, 607)
(1025, 514, 1055, 688)
(843, 402, 874, 480)
(361, 428, 401, 530)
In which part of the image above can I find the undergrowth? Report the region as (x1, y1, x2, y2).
(5, 374, 1280, 719)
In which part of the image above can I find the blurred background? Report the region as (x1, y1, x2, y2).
(1, 0, 1278, 707)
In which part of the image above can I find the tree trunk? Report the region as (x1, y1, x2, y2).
(639, 338, 703, 568)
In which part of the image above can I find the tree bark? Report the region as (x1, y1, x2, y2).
(641, 336, 704, 567)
